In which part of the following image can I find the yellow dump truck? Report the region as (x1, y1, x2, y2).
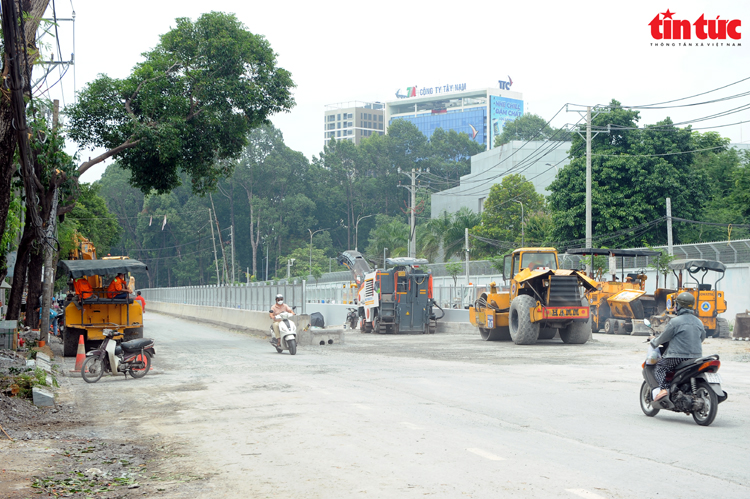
(650, 259, 729, 338)
(470, 247, 597, 345)
(58, 258, 148, 356)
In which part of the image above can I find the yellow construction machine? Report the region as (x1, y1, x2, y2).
(58, 235, 148, 356)
(650, 259, 729, 338)
(567, 248, 673, 335)
(469, 247, 597, 345)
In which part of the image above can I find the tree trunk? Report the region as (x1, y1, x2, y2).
(5, 214, 35, 320)
(25, 247, 44, 328)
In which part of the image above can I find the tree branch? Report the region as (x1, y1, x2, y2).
(125, 62, 179, 117)
(77, 139, 141, 176)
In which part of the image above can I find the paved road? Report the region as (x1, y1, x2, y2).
(64, 313, 750, 498)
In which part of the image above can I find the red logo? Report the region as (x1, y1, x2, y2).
(649, 9, 741, 40)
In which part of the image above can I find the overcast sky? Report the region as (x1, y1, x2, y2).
(39, 0, 750, 183)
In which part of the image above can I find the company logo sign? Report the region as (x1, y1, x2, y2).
(649, 9, 741, 42)
(498, 76, 513, 90)
(469, 124, 478, 140)
(395, 83, 467, 99)
(701, 301, 712, 312)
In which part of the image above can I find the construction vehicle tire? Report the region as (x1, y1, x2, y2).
(604, 318, 615, 334)
(538, 327, 557, 340)
(560, 320, 591, 344)
(716, 318, 731, 339)
(480, 326, 511, 341)
(509, 294, 539, 345)
(63, 327, 83, 357)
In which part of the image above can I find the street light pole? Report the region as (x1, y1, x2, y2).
(308, 228, 328, 276)
(383, 247, 388, 269)
(355, 214, 375, 252)
(514, 200, 524, 247)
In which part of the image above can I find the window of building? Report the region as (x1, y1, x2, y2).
(337, 123, 340, 129)
(379, 115, 383, 121)
(337, 131, 341, 137)
(478, 197, 486, 214)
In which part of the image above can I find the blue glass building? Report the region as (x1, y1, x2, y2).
(385, 87, 523, 149)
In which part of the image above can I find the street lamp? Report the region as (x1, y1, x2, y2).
(355, 214, 375, 252)
(286, 258, 295, 279)
(308, 228, 328, 276)
(514, 200, 524, 247)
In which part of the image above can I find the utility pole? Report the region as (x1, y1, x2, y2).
(514, 200, 524, 247)
(567, 104, 610, 275)
(209, 209, 220, 285)
(383, 247, 388, 269)
(230, 224, 236, 284)
(209, 194, 229, 284)
(39, 100, 61, 344)
(666, 197, 674, 288)
(398, 167, 429, 258)
(465, 228, 470, 285)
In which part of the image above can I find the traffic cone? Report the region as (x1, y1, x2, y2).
(71, 335, 86, 372)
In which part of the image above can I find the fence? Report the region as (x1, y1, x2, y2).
(139, 281, 488, 314)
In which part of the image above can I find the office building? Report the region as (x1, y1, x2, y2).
(431, 140, 571, 218)
(385, 85, 524, 149)
(324, 101, 385, 146)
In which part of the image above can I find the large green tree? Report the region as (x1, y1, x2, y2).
(472, 174, 545, 248)
(493, 113, 571, 147)
(67, 12, 295, 195)
(548, 101, 708, 248)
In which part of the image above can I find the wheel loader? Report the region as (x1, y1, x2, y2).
(469, 247, 597, 345)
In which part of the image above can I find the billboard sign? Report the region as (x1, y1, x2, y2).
(489, 95, 524, 146)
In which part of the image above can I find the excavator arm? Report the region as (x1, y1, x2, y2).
(337, 251, 372, 285)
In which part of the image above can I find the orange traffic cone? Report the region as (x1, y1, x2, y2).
(71, 335, 86, 372)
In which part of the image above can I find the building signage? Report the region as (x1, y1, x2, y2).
(395, 82, 467, 99)
(498, 76, 513, 90)
(489, 95, 524, 146)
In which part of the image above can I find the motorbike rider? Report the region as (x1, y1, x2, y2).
(269, 294, 294, 347)
(649, 292, 706, 401)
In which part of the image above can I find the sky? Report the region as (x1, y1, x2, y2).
(37, 0, 750, 184)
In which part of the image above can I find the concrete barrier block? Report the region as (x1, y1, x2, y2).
(32, 387, 55, 407)
(298, 328, 345, 346)
(35, 352, 51, 363)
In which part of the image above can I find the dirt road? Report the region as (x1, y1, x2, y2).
(4, 312, 750, 498)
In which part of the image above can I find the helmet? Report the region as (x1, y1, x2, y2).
(275, 294, 283, 301)
(675, 292, 695, 309)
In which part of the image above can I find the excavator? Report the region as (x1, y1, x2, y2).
(337, 250, 442, 334)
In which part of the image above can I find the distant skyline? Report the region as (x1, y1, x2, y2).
(37, 0, 750, 184)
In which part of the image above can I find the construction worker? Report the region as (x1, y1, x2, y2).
(107, 273, 129, 299)
(269, 294, 293, 347)
(74, 277, 94, 301)
(134, 291, 146, 313)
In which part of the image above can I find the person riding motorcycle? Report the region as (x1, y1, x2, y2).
(649, 292, 706, 401)
(269, 294, 294, 347)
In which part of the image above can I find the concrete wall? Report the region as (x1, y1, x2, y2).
(148, 300, 310, 336)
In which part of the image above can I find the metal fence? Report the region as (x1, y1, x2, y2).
(139, 281, 488, 313)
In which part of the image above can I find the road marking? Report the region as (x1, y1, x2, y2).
(400, 422, 424, 430)
(566, 489, 607, 499)
(466, 448, 504, 461)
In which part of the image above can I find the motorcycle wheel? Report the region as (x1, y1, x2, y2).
(128, 351, 152, 379)
(639, 381, 660, 417)
(81, 356, 105, 384)
(692, 382, 718, 426)
(288, 339, 297, 355)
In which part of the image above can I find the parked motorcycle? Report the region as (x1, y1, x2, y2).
(345, 308, 358, 330)
(270, 309, 298, 355)
(81, 329, 155, 383)
(639, 321, 728, 426)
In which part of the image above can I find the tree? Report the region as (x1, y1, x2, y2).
(366, 215, 408, 262)
(61, 183, 122, 257)
(548, 101, 708, 248)
(493, 113, 570, 147)
(445, 262, 463, 287)
(473, 174, 545, 249)
(67, 12, 295, 194)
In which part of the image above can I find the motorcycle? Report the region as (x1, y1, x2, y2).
(639, 320, 728, 426)
(270, 308, 298, 355)
(81, 329, 155, 383)
(345, 307, 359, 330)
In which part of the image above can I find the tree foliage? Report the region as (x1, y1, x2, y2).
(493, 113, 570, 147)
(66, 12, 295, 195)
